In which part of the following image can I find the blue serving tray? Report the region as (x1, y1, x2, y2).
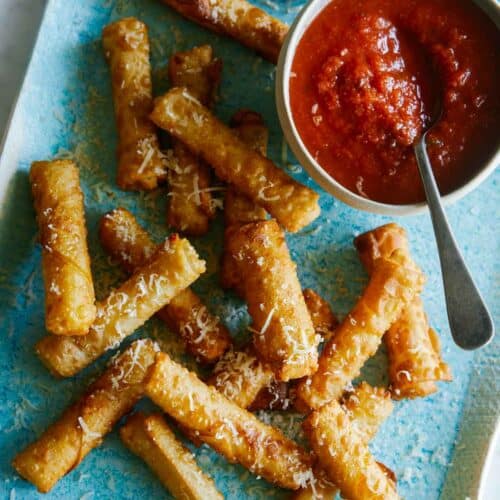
(0, 1, 498, 498)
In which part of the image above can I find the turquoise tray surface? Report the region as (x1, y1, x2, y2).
(0, 1, 498, 498)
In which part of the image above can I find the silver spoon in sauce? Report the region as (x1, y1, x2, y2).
(414, 102, 494, 350)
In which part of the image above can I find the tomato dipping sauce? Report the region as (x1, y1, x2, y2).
(290, 0, 500, 204)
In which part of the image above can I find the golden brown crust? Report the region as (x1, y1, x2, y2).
(224, 220, 319, 381)
(158, 287, 232, 364)
(224, 110, 269, 225)
(354, 223, 408, 275)
(102, 17, 165, 190)
(249, 379, 293, 411)
(221, 110, 269, 290)
(150, 88, 320, 233)
(354, 223, 452, 399)
(341, 382, 393, 442)
(296, 251, 425, 410)
(230, 109, 269, 156)
(36, 235, 206, 377)
(167, 143, 215, 235)
(145, 352, 314, 490)
(386, 297, 452, 399)
(212, 287, 337, 412)
(12, 340, 158, 493)
(99, 208, 232, 363)
(30, 160, 96, 336)
(161, 0, 288, 63)
(302, 288, 339, 342)
(223, 188, 267, 228)
(167, 45, 222, 235)
(99, 207, 157, 274)
(303, 399, 399, 500)
(293, 383, 393, 500)
(168, 45, 221, 108)
(225, 110, 269, 224)
(120, 412, 223, 500)
(208, 347, 273, 409)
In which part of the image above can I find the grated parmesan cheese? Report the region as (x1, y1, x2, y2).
(78, 416, 101, 442)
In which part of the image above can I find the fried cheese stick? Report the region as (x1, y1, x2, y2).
(120, 412, 223, 500)
(296, 251, 425, 410)
(249, 379, 292, 411)
(209, 288, 335, 410)
(99, 208, 232, 363)
(150, 88, 320, 232)
(225, 110, 269, 225)
(354, 223, 451, 398)
(302, 288, 338, 343)
(36, 235, 205, 377)
(167, 45, 222, 235)
(30, 160, 96, 336)
(145, 352, 314, 490)
(12, 339, 158, 493)
(102, 17, 165, 190)
(208, 348, 274, 409)
(224, 220, 320, 381)
(342, 383, 394, 442)
(293, 382, 393, 500)
(220, 110, 269, 291)
(303, 399, 399, 500)
(223, 187, 267, 227)
(160, 0, 288, 63)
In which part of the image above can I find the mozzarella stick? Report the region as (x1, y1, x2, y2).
(99, 208, 232, 363)
(387, 299, 452, 398)
(354, 223, 408, 275)
(145, 352, 314, 490)
(249, 380, 292, 411)
(120, 413, 223, 500)
(36, 235, 205, 377)
(225, 220, 319, 381)
(225, 110, 268, 226)
(208, 346, 289, 412)
(296, 251, 425, 410)
(160, 0, 288, 63)
(354, 223, 451, 398)
(167, 45, 222, 235)
(158, 287, 232, 363)
(102, 18, 165, 190)
(303, 399, 399, 500)
(30, 160, 96, 336)
(210, 287, 337, 411)
(293, 382, 393, 500)
(221, 110, 268, 291)
(223, 187, 267, 227)
(302, 288, 338, 342)
(168, 143, 215, 235)
(208, 348, 273, 408)
(342, 382, 393, 442)
(231, 109, 268, 157)
(150, 88, 320, 232)
(12, 339, 158, 493)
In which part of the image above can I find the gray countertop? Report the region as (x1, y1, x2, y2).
(0, 0, 46, 138)
(0, 1, 497, 499)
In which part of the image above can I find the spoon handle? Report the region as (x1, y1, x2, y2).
(414, 138, 494, 350)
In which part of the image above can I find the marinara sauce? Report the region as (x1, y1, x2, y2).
(290, 0, 500, 204)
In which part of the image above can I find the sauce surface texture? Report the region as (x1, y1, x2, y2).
(290, 0, 500, 204)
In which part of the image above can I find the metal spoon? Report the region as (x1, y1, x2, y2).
(414, 108, 494, 350)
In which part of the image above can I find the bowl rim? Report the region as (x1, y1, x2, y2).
(275, 0, 500, 216)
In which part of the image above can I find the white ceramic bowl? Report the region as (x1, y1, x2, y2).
(276, 0, 500, 216)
